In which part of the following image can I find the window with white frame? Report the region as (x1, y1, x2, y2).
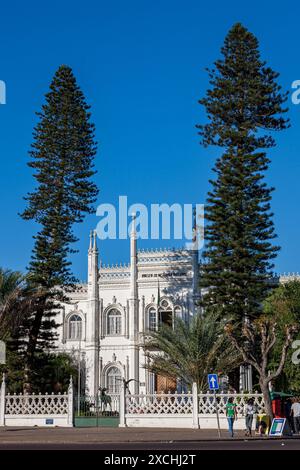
(148, 307, 157, 331)
(107, 308, 122, 335)
(174, 306, 182, 318)
(106, 366, 122, 393)
(69, 314, 82, 340)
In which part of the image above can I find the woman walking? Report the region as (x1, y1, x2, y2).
(226, 397, 237, 437)
(244, 398, 256, 436)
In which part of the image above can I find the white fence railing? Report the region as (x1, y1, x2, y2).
(126, 392, 193, 415)
(5, 393, 69, 415)
(120, 383, 265, 429)
(198, 393, 265, 415)
(0, 374, 73, 427)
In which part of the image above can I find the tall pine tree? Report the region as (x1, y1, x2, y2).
(197, 23, 289, 323)
(20, 65, 98, 389)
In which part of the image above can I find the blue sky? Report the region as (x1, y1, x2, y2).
(0, 0, 300, 281)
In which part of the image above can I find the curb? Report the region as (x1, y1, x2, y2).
(0, 437, 299, 445)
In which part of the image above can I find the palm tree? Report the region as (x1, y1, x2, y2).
(0, 268, 34, 340)
(143, 313, 241, 391)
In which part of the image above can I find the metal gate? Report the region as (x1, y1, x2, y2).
(74, 393, 120, 427)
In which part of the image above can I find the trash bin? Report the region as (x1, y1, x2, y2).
(255, 414, 271, 435)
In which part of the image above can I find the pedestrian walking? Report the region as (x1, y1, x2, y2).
(285, 398, 294, 434)
(226, 397, 237, 437)
(244, 398, 256, 436)
(291, 397, 300, 434)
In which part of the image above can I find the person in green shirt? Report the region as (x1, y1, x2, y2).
(226, 397, 237, 437)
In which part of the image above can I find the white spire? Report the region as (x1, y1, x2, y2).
(130, 212, 136, 238)
(192, 206, 200, 302)
(192, 206, 198, 251)
(88, 230, 99, 297)
(89, 230, 93, 252)
(93, 229, 98, 252)
(130, 213, 137, 299)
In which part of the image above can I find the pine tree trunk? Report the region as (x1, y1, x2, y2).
(23, 366, 31, 394)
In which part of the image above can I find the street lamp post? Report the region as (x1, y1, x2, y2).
(77, 339, 81, 416)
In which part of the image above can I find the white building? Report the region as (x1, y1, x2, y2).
(55, 222, 200, 397)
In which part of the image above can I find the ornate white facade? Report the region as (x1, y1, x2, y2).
(55, 223, 200, 396)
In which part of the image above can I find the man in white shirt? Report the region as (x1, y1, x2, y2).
(290, 398, 300, 434)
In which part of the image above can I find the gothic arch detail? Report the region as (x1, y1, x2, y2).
(65, 310, 85, 341)
(103, 304, 124, 336)
(101, 362, 124, 393)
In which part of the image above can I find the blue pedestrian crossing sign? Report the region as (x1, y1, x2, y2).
(208, 374, 219, 390)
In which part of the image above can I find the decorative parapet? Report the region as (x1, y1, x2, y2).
(279, 273, 300, 283)
(101, 262, 130, 270)
(72, 284, 88, 294)
(5, 392, 69, 415)
(64, 283, 88, 296)
(137, 247, 193, 264)
(100, 263, 131, 280)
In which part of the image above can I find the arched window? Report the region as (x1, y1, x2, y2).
(158, 298, 173, 326)
(174, 306, 182, 318)
(69, 314, 82, 340)
(107, 309, 122, 335)
(148, 307, 157, 331)
(106, 366, 122, 393)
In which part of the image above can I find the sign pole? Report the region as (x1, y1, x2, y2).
(96, 392, 99, 428)
(208, 373, 221, 438)
(214, 390, 221, 438)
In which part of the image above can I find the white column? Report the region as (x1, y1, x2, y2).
(192, 207, 200, 314)
(119, 381, 126, 427)
(240, 364, 253, 392)
(192, 382, 199, 429)
(86, 231, 100, 396)
(126, 300, 130, 339)
(62, 306, 66, 344)
(67, 376, 74, 427)
(129, 214, 139, 394)
(126, 356, 130, 381)
(130, 214, 137, 301)
(140, 295, 145, 334)
(0, 373, 6, 426)
(192, 251, 199, 297)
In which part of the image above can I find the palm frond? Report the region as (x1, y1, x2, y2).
(143, 313, 241, 390)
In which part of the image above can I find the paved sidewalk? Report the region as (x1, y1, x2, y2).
(0, 427, 298, 444)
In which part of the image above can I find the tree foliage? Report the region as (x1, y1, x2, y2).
(21, 65, 98, 289)
(144, 314, 241, 391)
(264, 281, 300, 392)
(225, 314, 299, 416)
(0, 268, 37, 341)
(197, 23, 289, 322)
(3, 351, 77, 394)
(19, 65, 99, 389)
